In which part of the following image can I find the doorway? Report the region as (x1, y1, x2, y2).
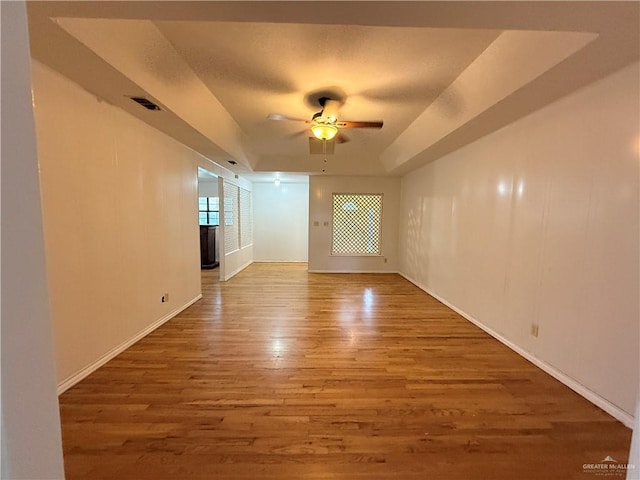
(197, 168, 220, 270)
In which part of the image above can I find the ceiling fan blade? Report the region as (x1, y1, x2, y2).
(335, 132, 350, 144)
(267, 113, 309, 123)
(337, 120, 384, 129)
(287, 130, 308, 139)
(321, 99, 341, 120)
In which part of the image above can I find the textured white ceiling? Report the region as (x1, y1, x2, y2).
(27, 1, 639, 179)
(157, 21, 499, 161)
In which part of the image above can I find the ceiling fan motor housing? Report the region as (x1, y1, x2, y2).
(312, 112, 335, 125)
(267, 92, 382, 149)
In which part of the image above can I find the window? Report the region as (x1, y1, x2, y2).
(332, 193, 383, 255)
(199, 197, 219, 226)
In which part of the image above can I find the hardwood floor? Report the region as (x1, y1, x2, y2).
(59, 263, 632, 479)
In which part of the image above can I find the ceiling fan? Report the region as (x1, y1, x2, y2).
(267, 97, 383, 153)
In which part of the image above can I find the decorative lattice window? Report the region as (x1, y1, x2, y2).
(239, 187, 252, 248)
(332, 193, 383, 255)
(223, 181, 239, 252)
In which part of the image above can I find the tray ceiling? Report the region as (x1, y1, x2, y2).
(27, 1, 639, 178)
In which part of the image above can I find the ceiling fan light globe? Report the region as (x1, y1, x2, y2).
(311, 124, 338, 141)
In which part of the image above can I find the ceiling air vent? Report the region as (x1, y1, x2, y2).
(129, 96, 161, 111)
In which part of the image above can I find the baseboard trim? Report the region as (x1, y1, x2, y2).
(308, 270, 399, 274)
(399, 272, 634, 428)
(253, 260, 308, 263)
(223, 260, 253, 281)
(56, 294, 203, 395)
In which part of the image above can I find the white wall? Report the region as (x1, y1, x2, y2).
(198, 178, 218, 197)
(308, 176, 400, 272)
(253, 182, 309, 262)
(399, 63, 639, 423)
(197, 158, 252, 190)
(32, 60, 203, 390)
(0, 2, 65, 478)
(629, 393, 640, 479)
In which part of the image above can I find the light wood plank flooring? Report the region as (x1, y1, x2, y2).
(59, 263, 632, 479)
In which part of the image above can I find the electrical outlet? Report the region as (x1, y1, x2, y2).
(531, 324, 539, 337)
(161, 293, 169, 303)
